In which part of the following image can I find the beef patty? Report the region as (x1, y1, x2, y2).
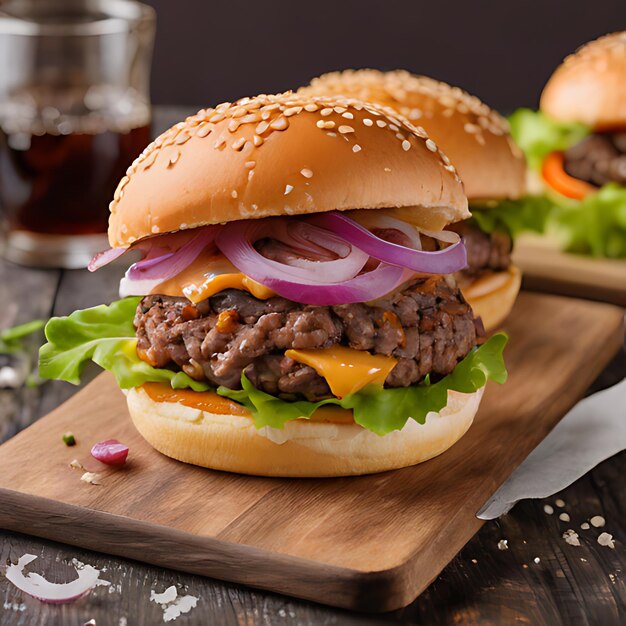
(449, 220, 512, 282)
(563, 132, 626, 187)
(134, 276, 481, 401)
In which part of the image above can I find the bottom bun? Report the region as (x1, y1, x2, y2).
(461, 264, 521, 331)
(126, 386, 484, 477)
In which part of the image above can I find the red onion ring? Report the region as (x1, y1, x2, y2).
(5, 554, 106, 604)
(307, 213, 467, 274)
(88, 247, 126, 272)
(127, 226, 219, 282)
(252, 263, 415, 305)
(216, 218, 369, 285)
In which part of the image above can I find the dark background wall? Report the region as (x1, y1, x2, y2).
(144, 0, 626, 114)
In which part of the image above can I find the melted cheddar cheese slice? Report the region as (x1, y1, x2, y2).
(285, 345, 397, 398)
(153, 249, 275, 303)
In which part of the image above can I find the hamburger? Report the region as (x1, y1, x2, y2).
(39, 92, 507, 477)
(301, 70, 527, 330)
(509, 32, 626, 258)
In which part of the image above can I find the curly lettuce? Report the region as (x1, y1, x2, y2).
(508, 108, 589, 171)
(39, 297, 210, 391)
(39, 297, 508, 436)
(550, 184, 626, 258)
(470, 196, 554, 239)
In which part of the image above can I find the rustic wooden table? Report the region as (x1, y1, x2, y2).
(0, 108, 624, 625)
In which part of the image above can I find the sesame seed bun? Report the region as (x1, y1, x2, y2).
(300, 70, 526, 201)
(126, 386, 483, 477)
(540, 32, 626, 129)
(460, 265, 521, 331)
(108, 92, 469, 248)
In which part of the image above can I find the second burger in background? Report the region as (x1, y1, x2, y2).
(301, 70, 530, 330)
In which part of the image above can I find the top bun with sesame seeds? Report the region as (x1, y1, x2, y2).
(108, 92, 468, 248)
(540, 32, 626, 129)
(300, 70, 526, 201)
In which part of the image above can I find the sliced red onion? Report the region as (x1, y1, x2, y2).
(216, 218, 368, 285)
(260, 264, 414, 305)
(91, 439, 129, 465)
(88, 247, 126, 272)
(5, 554, 105, 604)
(119, 274, 163, 298)
(307, 213, 467, 274)
(352, 213, 423, 250)
(127, 226, 219, 282)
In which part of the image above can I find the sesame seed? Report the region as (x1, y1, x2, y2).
(376, 120, 387, 128)
(384, 167, 391, 172)
(316, 120, 326, 129)
(341, 111, 354, 119)
(284, 184, 293, 195)
(543, 505, 554, 515)
(232, 137, 246, 151)
(395, 132, 404, 140)
(284, 106, 302, 117)
(323, 120, 336, 129)
(252, 203, 258, 210)
(590, 516, 606, 528)
(261, 111, 271, 120)
(338, 125, 354, 134)
(533, 557, 541, 564)
(362, 118, 373, 126)
(388, 124, 399, 132)
(270, 117, 289, 131)
(175, 132, 191, 145)
(555, 499, 566, 508)
(231, 190, 238, 199)
(168, 151, 180, 167)
(304, 103, 319, 112)
(209, 112, 225, 123)
(214, 137, 226, 149)
(425, 139, 437, 152)
(300, 168, 313, 178)
(240, 113, 261, 124)
(444, 164, 456, 172)
(334, 106, 347, 114)
(151, 225, 160, 233)
(245, 161, 256, 169)
(256, 121, 270, 135)
(581, 522, 590, 530)
(352, 144, 361, 153)
(402, 140, 411, 151)
(196, 124, 212, 138)
(253, 135, 263, 147)
(248, 170, 255, 181)
(326, 132, 337, 137)
(320, 108, 333, 116)
(559, 513, 571, 522)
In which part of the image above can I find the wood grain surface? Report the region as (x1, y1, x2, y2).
(0, 291, 622, 612)
(513, 234, 626, 306)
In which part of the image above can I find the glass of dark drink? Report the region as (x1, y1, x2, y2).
(0, 0, 155, 267)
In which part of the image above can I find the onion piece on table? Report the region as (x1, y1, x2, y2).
(91, 439, 129, 465)
(5, 554, 106, 604)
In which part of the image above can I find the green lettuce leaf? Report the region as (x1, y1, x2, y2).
(218, 333, 508, 436)
(39, 297, 210, 391)
(39, 297, 508, 436)
(470, 196, 553, 239)
(550, 183, 626, 258)
(508, 108, 589, 170)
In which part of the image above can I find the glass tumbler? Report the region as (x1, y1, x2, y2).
(0, 0, 155, 268)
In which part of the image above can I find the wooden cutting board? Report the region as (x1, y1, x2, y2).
(513, 234, 626, 306)
(0, 292, 622, 612)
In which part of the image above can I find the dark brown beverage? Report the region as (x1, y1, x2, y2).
(0, 122, 150, 236)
